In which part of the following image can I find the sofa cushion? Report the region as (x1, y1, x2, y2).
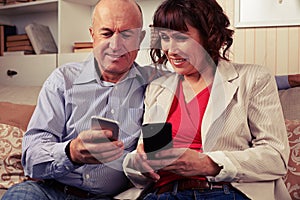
(0, 123, 28, 189)
(284, 119, 300, 200)
(279, 87, 300, 120)
(0, 102, 35, 132)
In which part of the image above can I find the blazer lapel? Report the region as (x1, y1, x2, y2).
(150, 74, 180, 122)
(201, 61, 239, 151)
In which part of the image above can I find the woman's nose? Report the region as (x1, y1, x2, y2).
(167, 39, 179, 54)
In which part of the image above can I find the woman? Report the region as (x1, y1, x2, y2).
(123, 0, 291, 199)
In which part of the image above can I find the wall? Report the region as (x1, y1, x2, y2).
(138, 0, 300, 75)
(218, 0, 300, 75)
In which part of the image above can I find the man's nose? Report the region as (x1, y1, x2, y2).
(109, 33, 122, 51)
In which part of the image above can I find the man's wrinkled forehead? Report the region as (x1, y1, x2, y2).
(92, 0, 143, 28)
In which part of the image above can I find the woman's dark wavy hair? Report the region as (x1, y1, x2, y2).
(150, 0, 234, 66)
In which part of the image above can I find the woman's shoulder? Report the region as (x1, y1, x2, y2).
(217, 61, 274, 88)
(150, 72, 177, 85)
(219, 61, 272, 81)
(230, 62, 270, 75)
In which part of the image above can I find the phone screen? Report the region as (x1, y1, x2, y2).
(142, 122, 173, 159)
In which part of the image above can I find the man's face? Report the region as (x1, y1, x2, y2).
(90, 1, 145, 82)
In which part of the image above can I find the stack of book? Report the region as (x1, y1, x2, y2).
(2, 0, 35, 5)
(0, 24, 17, 56)
(5, 34, 35, 55)
(73, 42, 93, 53)
(3, 0, 16, 5)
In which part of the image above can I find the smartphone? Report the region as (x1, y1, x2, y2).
(91, 116, 120, 141)
(142, 122, 173, 160)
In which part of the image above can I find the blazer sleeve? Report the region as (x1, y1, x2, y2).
(207, 66, 290, 183)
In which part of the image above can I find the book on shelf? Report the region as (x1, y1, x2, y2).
(73, 41, 93, 53)
(2, 0, 35, 5)
(73, 42, 93, 49)
(3, 0, 17, 5)
(25, 23, 58, 54)
(7, 34, 29, 42)
(7, 45, 34, 52)
(0, 24, 17, 56)
(16, 0, 36, 2)
(73, 47, 93, 53)
(6, 40, 31, 47)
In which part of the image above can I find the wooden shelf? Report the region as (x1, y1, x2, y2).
(63, 0, 148, 6)
(0, 0, 58, 15)
(63, 0, 97, 6)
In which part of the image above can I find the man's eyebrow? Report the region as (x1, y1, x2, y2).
(98, 27, 136, 33)
(98, 27, 113, 32)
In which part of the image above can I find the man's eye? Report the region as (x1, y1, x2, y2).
(100, 32, 113, 38)
(121, 32, 132, 39)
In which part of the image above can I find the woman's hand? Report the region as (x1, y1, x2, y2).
(148, 148, 221, 177)
(132, 143, 160, 181)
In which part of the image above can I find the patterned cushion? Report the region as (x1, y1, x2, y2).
(284, 119, 300, 200)
(0, 123, 28, 189)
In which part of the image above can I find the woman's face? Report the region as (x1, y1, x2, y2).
(158, 23, 209, 76)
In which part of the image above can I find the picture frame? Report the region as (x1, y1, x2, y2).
(234, 0, 300, 28)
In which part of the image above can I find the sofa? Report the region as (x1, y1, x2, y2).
(0, 86, 300, 199)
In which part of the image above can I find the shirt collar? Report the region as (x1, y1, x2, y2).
(73, 56, 145, 86)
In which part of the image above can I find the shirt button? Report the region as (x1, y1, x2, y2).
(85, 174, 90, 179)
(111, 109, 115, 114)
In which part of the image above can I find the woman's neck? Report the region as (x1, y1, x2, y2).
(182, 66, 215, 102)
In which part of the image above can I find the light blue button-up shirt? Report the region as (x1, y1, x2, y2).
(22, 55, 157, 195)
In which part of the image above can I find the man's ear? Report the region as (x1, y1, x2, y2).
(89, 27, 94, 37)
(139, 30, 146, 45)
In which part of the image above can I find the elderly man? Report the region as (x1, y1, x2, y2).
(2, 0, 158, 199)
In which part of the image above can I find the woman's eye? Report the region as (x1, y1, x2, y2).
(175, 35, 188, 41)
(160, 34, 169, 41)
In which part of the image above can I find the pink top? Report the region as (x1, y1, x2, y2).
(155, 79, 211, 187)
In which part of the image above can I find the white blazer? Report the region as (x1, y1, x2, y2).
(123, 61, 291, 200)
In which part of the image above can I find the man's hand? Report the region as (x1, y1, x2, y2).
(288, 74, 300, 88)
(69, 129, 124, 164)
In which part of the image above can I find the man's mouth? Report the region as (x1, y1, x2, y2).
(107, 53, 125, 61)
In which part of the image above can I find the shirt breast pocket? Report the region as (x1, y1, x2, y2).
(118, 107, 144, 135)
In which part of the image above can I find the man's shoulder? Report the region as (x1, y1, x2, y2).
(135, 63, 155, 74)
(134, 63, 173, 83)
(57, 60, 88, 75)
(45, 60, 90, 88)
(134, 64, 159, 83)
